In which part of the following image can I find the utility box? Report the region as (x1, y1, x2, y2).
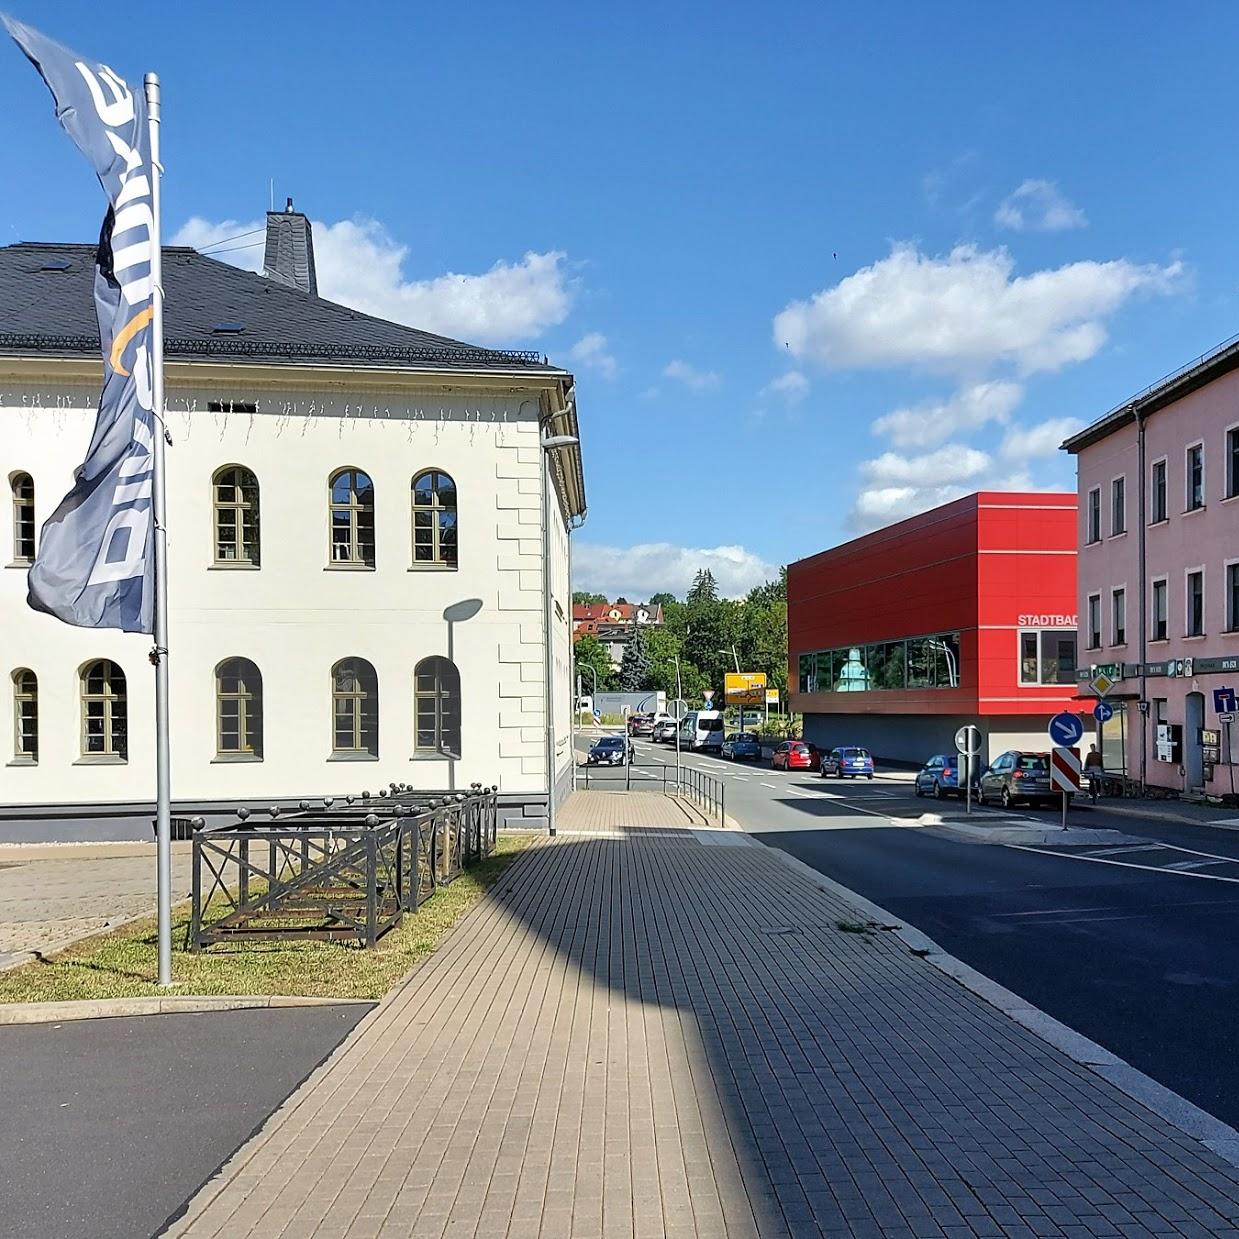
(1155, 722, 1182, 764)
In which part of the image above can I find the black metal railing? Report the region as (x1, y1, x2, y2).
(190, 783, 499, 950)
(576, 759, 726, 826)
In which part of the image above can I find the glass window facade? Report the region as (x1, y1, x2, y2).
(1018, 630, 1078, 685)
(797, 632, 961, 693)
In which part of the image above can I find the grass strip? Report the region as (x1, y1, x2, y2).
(0, 833, 536, 1004)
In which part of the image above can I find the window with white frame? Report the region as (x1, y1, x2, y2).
(1018, 629, 1077, 686)
(329, 469, 375, 567)
(10, 472, 34, 564)
(1152, 578, 1168, 641)
(1111, 476, 1125, 535)
(1187, 569, 1204, 637)
(1087, 594, 1102, 649)
(1112, 588, 1126, 646)
(1186, 443, 1204, 511)
(1086, 487, 1101, 543)
(1151, 459, 1167, 523)
(1227, 562, 1239, 633)
(11, 668, 37, 761)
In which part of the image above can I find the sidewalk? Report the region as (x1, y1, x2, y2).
(169, 817, 1239, 1238)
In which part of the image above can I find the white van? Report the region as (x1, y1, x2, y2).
(678, 710, 725, 753)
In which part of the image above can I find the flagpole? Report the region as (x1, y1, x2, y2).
(145, 72, 173, 988)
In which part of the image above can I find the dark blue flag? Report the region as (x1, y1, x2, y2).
(4, 16, 157, 633)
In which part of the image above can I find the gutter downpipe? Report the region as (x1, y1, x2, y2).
(1136, 403, 1148, 791)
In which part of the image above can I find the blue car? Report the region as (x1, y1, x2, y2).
(913, 753, 982, 799)
(722, 732, 762, 762)
(820, 746, 875, 779)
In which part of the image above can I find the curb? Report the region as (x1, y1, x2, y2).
(763, 842, 1239, 1170)
(1089, 801, 1239, 830)
(0, 994, 374, 1026)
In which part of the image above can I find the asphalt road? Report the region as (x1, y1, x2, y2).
(581, 733, 1239, 1130)
(0, 1004, 371, 1239)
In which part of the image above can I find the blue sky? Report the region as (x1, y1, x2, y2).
(4, 2, 1239, 597)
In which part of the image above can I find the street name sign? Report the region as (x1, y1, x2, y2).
(1049, 711, 1084, 747)
(1050, 746, 1082, 794)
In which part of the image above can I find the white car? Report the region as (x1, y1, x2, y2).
(652, 719, 678, 743)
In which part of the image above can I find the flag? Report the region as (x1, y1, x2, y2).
(4, 16, 157, 633)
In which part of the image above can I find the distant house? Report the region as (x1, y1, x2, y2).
(572, 602, 663, 671)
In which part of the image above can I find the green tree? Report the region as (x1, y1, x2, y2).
(686, 569, 719, 606)
(648, 591, 677, 608)
(573, 634, 616, 693)
(572, 591, 607, 606)
(619, 626, 652, 691)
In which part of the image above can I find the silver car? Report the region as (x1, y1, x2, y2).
(652, 719, 679, 743)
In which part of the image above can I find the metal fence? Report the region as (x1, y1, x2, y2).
(190, 783, 498, 951)
(576, 758, 726, 826)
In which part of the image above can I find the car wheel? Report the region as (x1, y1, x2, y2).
(867, 773, 873, 780)
(1001, 786, 1013, 809)
(913, 780, 924, 797)
(932, 780, 943, 800)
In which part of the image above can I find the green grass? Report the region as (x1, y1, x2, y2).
(0, 833, 536, 1005)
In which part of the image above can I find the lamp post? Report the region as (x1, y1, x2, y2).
(672, 652, 683, 793)
(541, 432, 579, 837)
(718, 644, 741, 731)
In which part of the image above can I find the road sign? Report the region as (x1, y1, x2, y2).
(1221, 712, 1237, 725)
(954, 725, 982, 756)
(765, 687, 780, 705)
(1093, 700, 1114, 723)
(669, 698, 690, 722)
(1214, 686, 1238, 714)
(1050, 746, 1082, 794)
(1089, 670, 1115, 697)
(703, 690, 715, 707)
(1048, 711, 1084, 747)
(725, 672, 767, 706)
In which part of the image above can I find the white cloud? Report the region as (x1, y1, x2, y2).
(172, 217, 266, 271)
(573, 541, 778, 600)
(172, 215, 573, 345)
(663, 359, 720, 391)
(861, 444, 993, 487)
(999, 416, 1085, 459)
(995, 180, 1087, 232)
(569, 332, 617, 379)
(872, 381, 1023, 448)
(760, 371, 810, 404)
(773, 242, 1181, 377)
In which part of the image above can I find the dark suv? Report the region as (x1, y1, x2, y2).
(978, 751, 1058, 808)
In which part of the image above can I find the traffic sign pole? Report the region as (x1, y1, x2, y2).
(955, 724, 981, 815)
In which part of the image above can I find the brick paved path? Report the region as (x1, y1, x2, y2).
(557, 790, 711, 831)
(169, 828, 1239, 1238)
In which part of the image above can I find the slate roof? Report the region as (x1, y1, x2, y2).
(0, 242, 557, 373)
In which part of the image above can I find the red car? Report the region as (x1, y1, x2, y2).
(771, 740, 820, 771)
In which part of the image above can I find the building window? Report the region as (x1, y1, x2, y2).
(11, 668, 37, 761)
(798, 653, 813, 693)
(10, 472, 35, 564)
(212, 466, 260, 565)
(411, 470, 458, 567)
(332, 658, 378, 756)
(1087, 594, 1102, 649)
(1154, 698, 1167, 725)
(414, 656, 461, 756)
(1187, 570, 1205, 637)
(1152, 579, 1168, 641)
(1020, 630, 1077, 685)
(1086, 487, 1101, 544)
(329, 469, 375, 567)
(1186, 444, 1204, 511)
(80, 660, 127, 759)
(1111, 476, 1125, 536)
(1228, 562, 1239, 633)
(216, 658, 263, 757)
(1112, 588, 1126, 646)
(1151, 459, 1167, 523)
(1228, 427, 1239, 500)
(814, 650, 833, 693)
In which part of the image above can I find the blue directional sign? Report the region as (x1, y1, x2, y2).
(1049, 711, 1085, 746)
(1214, 686, 1238, 714)
(1093, 701, 1114, 724)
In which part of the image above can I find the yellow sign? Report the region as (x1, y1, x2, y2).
(725, 671, 767, 705)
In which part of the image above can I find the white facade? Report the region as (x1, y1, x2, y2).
(2, 359, 579, 819)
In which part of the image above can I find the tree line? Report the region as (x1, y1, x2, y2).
(572, 568, 788, 708)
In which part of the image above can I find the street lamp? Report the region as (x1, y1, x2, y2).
(541, 432, 579, 837)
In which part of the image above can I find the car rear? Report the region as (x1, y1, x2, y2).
(838, 747, 873, 777)
(1012, 753, 1053, 801)
(786, 742, 817, 770)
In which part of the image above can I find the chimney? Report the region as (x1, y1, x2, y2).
(262, 196, 317, 295)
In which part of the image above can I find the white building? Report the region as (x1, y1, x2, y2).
(0, 208, 584, 833)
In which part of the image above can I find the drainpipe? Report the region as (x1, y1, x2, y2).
(1135, 404, 1148, 789)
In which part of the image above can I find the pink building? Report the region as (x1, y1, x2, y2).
(1065, 339, 1239, 800)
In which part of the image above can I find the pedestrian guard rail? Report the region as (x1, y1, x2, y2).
(577, 756, 726, 826)
(190, 782, 498, 951)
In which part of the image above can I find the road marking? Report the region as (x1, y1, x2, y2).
(760, 782, 777, 789)
(1007, 845, 1239, 885)
(732, 776, 749, 782)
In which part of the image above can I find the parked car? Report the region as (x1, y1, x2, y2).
(722, 732, 762, 762)
(772, 740, 821, 771)
(820, 746, 875, 779)
(979, 751, 1062, 808)
(627, 714, 655, 737)
(652, 719, 679, 743)
(678, 710, 725, 753)
(913, 753, 981, 799)
(587, 736, 633, 766)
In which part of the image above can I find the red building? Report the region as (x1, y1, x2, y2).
(788, 492, 1081, 764)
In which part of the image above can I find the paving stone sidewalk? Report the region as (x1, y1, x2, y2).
(168, 822, 1239, 1238)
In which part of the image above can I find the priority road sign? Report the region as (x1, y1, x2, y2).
(1049, 711, 1085, 747)
(1215, 686, 1238, 714)
(1093, 700, 1114, 723)
(1050, 746, 1082, 794)
(1089, 670, 1116, 697)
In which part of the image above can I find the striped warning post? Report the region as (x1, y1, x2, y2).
(1050, 746, 1082, 794)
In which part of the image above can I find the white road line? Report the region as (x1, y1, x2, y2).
(760, 782, 777, 789)
(732, 776, 749, 782)
(1007, 844, 1239, 884)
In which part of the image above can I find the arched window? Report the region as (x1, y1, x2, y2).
(11, 669, 37, 762)
(411, 470, 457, 567)
(80, 660, 127, 759)
(329, 469, 375, 567)
(414, 656, 460, 757)
(10, 472, 34, 564)
(332, 658, 378, 756)
(212, 466, 260, 565)
(216, 658, 263, 757)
